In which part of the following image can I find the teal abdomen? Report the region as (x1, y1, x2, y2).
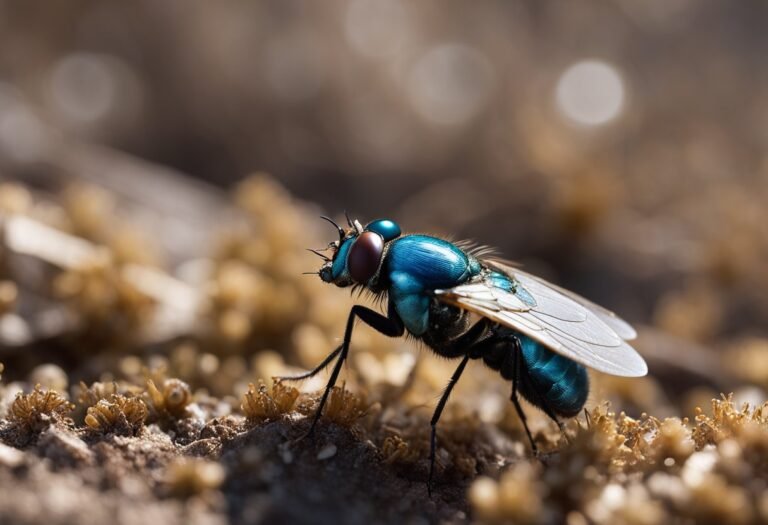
(518, 335, 589, 417)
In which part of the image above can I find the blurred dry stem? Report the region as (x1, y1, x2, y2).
(164, 458, 226, 498)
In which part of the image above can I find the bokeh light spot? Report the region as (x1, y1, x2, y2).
(49, 53, 119, 124)
(407, 44, 493, 126)
(555, 59, 625, 126)
(344, 0, 410, 59)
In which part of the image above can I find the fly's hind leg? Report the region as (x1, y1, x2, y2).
(518, 360, 570, 444)
(510, 338, 538, 454)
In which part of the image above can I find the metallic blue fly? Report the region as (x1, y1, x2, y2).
(285, 215, 647, 491)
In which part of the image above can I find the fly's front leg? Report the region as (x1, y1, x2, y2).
(277, 344, 343, 382)
(428, 354, 469, 497)
(426, 318, 490, 495)
(304, 302, 404, 437)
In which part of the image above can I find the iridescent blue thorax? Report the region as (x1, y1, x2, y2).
(384, 235, 481, 335)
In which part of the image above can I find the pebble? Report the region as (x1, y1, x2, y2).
(279, 443, 294, 464)
(0, 442, 24, 467)
(29, 364, 68, 392)
(317, 443, 337, 460)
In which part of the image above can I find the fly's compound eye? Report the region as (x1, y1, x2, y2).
(348, 231, 384, 283)
(365, 219, 401, 241)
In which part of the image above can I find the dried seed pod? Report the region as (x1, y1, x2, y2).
(84, 394, 147, 436)
(145, 378, 192, 421)
(8, 385, 74, 434)
(241, 381, 299, 425)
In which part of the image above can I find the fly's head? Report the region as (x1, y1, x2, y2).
(311, 214, 401, 288)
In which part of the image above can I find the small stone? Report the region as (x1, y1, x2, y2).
(29, 364, 69, 392)
(0, 442, 24, 467)
(38, 426, 94, 466)
(317, 444, 337, 460)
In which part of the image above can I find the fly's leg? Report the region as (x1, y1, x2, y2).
(425, 318, 491, 496)
(303, 303, 404, 437)
(510, 338, 538, 454)
(277, 345, 343, 382)
(428, 354, 470, 497)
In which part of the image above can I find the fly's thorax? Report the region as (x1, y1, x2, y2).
(385, 235, 481, 290)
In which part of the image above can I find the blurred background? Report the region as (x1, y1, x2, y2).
(2, 0, 768, 406)
(2, 0, 767, 359)
(2, 1, 768, 523)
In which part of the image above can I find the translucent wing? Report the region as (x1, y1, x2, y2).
(434, 261, 647, 377)
(507, 265, 637, 341)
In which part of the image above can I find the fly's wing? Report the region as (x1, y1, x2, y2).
(507, 265, 637, 341)
(434, 261, 647, 377)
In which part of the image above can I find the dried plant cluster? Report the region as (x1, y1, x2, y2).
(1, 176, 768, 525)
(241, 381, 300, 424)
(321, 385, 368, 427)
(6, 386, 74, 435)
(471, 397, 768, 525)
(84, 394, 148, 436)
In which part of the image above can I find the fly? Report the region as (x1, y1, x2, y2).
(282, 215, 647, 493)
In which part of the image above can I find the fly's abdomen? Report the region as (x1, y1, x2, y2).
(518, 335, 589, 418)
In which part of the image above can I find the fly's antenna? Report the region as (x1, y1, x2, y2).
(345, 210, 363, 234)
(320, 215, 344, 241)
(306, 248, 331, 261)
(302, 271, 320, 276)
